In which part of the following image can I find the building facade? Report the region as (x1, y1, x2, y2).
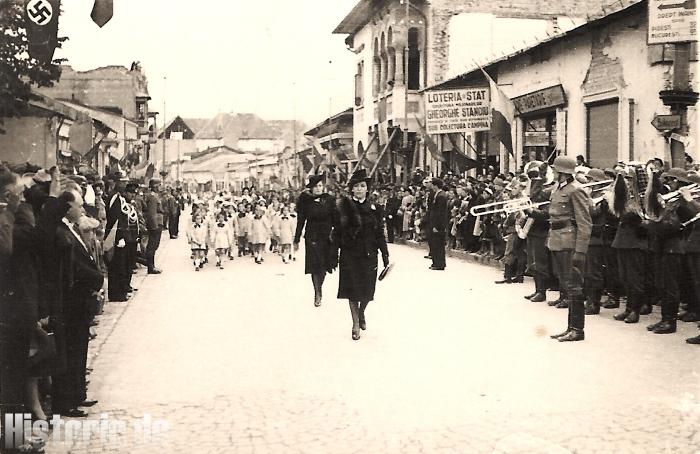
(334, 0, 608, 180)
(426, 0, 698, 172)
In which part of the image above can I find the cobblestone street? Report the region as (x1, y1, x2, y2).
(46, 234, 700, 453)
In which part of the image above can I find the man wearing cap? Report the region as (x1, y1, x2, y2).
(548, 156, 592, 342)
(144, 178, 164, 274)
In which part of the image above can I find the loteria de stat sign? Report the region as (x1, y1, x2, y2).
(424, 88, 491, 134)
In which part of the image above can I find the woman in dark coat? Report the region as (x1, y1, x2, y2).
(335, 169, 389, 340)
(294, 174, 336, 307)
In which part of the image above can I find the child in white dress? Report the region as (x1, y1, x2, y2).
(187, 213, 208, 271)
(211, 212, 233, 269)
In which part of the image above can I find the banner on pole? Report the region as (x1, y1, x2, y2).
(424, 88, 491, 134)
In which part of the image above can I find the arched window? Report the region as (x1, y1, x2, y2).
(407, 28, 420, 90)
(372, 38, 380, 97)
(387, 27, 396, 88)
(380, 32, 387, 93)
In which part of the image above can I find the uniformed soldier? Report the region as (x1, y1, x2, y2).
(583, 168, 610, 315)
(122, 181, 141, 293)
(610, 167, 648, 325)
(678, 174, 700, 344)
(645, 168, 692, 334)
(547, 156, 592, 342)
(144, 178, 164, 274)
(105, 172, 131, 302)
(523, 162, 553, 303)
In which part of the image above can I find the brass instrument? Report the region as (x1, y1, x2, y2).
(470, 179, 614, 217)
(682, 213, 700, 228)
(660, 183, 699, 203)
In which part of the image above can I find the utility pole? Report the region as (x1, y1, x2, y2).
(661, 42, 698, 167)
(162, 76, 167, 178)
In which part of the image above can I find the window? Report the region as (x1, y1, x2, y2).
(522, 113, 557, 164)
(355, 61, 364, 107)
(407, 28, 420, 90)
(587, 100, 619, 169)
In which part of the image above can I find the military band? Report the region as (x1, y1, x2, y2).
(472, 159, 700, 344)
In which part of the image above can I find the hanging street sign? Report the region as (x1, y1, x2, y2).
(648, 0, 697, 44)
(651, 114, 682, 130)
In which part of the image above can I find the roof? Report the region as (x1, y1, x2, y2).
(426, 0, 645, 92)
(305, 108, 353, 136)
(333, 0, 390, 35)
(188, 145, 245, 161)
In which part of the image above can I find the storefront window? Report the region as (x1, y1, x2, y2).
(522, 113, 556, 164)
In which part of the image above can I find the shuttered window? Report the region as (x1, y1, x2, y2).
(587, 100, 619, 169)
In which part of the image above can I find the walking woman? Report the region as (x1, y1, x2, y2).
(335, 169, 389, 340)
(294, 174, 336, 307)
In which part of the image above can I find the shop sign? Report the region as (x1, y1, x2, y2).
(424, 87, 491, 134)
(525, 131, 551, 146)
(512, 85, 566, 115)
(648, 0, 697, 44)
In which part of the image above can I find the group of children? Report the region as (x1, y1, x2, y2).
(186, 193, 298, 270)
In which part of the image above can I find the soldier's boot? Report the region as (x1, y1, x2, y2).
(653, 319, 677, 334)
(560, 296, 585, 342)
(602, 294, 620, 309)
(547, 291, 563, 306)
(529, 275, 547, 302)
(550, 308, 572, 339)
(614, 296, 632, 321)
(585, 289, 601, 315)
(624, 294, 640, 323)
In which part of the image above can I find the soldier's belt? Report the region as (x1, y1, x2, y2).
(550, 220, 577, 230)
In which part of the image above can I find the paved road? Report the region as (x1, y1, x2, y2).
(47, 232, 700, 453)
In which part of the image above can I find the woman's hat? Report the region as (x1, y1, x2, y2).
(305, 173, 325, 189)
(348, 168, 371, 188)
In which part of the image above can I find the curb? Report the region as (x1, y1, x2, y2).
(392, 238, 504, 270)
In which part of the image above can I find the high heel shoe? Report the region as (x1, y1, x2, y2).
(352, 328, 361, 340)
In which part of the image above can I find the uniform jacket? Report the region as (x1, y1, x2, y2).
(546, 180, 592, 253)
(145, 190, 164, 231)
(527, 181, 552, 239)
(682, 199, 700, 253)
(105, 194, 139, 244)
(646, 200, 687, 254)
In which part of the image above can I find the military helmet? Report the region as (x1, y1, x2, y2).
(551, 156, 577, 175)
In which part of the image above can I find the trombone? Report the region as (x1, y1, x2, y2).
(469, 179, 614, 217)
(660, 183, 699, 203)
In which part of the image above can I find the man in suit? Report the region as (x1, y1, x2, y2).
(385, 186, 401, 243)
(51, 188, 104, 417)
(144, 178, 165, 274)
(428, 178, 449, 270)
(547, 156, 592, 342)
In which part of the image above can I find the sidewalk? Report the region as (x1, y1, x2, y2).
(393, 238, 503, 270)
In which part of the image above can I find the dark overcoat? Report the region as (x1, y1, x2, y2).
(294, 191, 335, 275)
(335, 196, 388, 302)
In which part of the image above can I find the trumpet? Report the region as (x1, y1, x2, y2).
(682, 213, 700, 228)
(660, 184, 699, 203)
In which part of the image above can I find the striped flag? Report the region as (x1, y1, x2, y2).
(413, 115, 445, 162)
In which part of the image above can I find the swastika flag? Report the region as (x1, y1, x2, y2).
(90, 0, 113, 27)
(24, 0, 61, 63)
